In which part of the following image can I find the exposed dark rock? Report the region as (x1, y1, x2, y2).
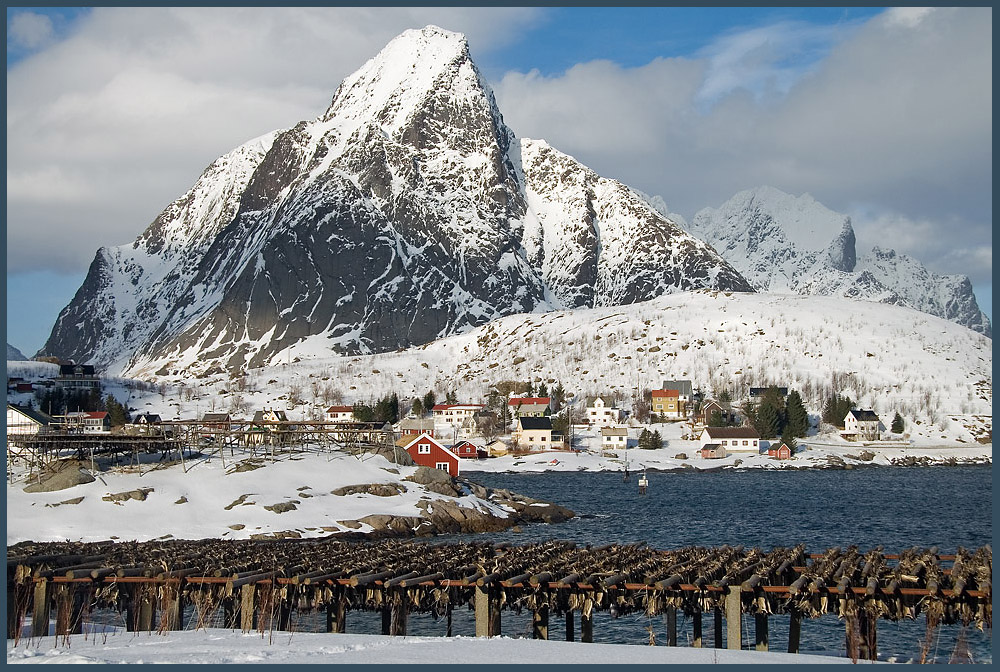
(24, 460, 96, 493)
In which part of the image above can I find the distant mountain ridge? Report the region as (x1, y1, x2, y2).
(7, 343, 27, 361)
(688, 186, 991, 338)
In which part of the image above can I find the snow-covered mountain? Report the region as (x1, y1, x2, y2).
(688, 186, 992, 338)
(7, 343, 27, 361)
(38, 26, 750, 378)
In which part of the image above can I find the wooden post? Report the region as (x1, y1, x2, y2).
(580, 608, 593, 644)
(861, 609, 877, 661)
(54, 584, 74, 636)
(239, 584, 256, 632)
(725, 588, 742, 650)
(277, 589, 293, 631)
(32, 580, 51, 638)
(787, 608, 801, 654)
(136, 584, 155, 632)
(327, 591, 346, 633)
(713, 607, 723, 649)
(446, 600, 453, 638)
(489, 587, 501, 637)
(532, 602, 549, 640)
(565, 609, 575, 642)
(754, 613, 769, 651)
(692, 611, 703, 648)
(390, 589, 408, 636)
(474, 585, 489, 637)
(161, 584, 184, 631)
(665, 606, 677, 646)
(381, 598, 392, 636)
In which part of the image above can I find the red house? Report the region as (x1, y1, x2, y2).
(768, 443, 793, 459)
(400, 433, 461, 477)
(451, 440, 485, 460)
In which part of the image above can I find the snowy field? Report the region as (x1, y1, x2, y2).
(7, 628, 866, 665)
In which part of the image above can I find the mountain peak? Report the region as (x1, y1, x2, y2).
(322, 26, 474, 132)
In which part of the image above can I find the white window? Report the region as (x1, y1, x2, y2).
(418, 444, 431, 454)
(435, 462, 449, 471)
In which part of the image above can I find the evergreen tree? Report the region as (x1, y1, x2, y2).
(550, 383, 566, 412)
(352, 402, 375, 422)
(784, 390, 809, 438)
(105, 395, 129, 427)
(651, 430, 662, 450)
(638, 428, 652, 450)
(708, 409, 724, 427)
(410, 398, 424, 417)
(537, 382, 548, 397)
(891, 412, 905, 434)
(445, 389, 457, 404)
(422, 391, 436, 414)
(755, 400, 781, 439)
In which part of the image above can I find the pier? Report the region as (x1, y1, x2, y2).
(6, 539, 991, 661)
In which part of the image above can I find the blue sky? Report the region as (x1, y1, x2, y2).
(5, 6, 992, 356)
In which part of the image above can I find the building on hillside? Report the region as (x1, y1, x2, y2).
(132, 413, 163, 436)
(513, 416, 554, 452)
(54, 363, 100, 391)
(63, 411, 111, 434)
(325, 405, 355, 422)
(6, 404, 56, 435)
(600, 426, 628, 452)
(586, 397, 622, 426)
(699, 426, 760, 453)
(508, 397, 551, 420)
(398, 432, 460, 477)
(201, 413, 232, 443)
(247, 409, 290, 445)
(768, 443, 794, 459)
(651, 389, 686, 419)
(432, 404, 484, 440)
(699, 399, 737, 427)
(748, 387, 788, 402)
(399, 417, 436, 438)
(841, 410, 883, 441)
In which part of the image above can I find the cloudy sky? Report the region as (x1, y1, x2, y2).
(6, 6, 992, 355)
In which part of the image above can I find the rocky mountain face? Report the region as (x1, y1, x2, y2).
(688, 186, 991, 338)
(39, 26, 751, 378)
(7, 343, 27, 361)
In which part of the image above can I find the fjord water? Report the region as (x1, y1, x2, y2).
(442, 465, 992, 662)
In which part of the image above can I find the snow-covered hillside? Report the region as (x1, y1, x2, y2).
(116, 291, 990, 444)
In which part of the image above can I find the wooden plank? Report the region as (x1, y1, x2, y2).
(726, 588, 742, 650)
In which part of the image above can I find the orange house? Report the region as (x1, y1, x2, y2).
(651, 389, 685, 419)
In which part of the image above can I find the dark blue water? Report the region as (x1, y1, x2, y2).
(437, 465, 992, 663)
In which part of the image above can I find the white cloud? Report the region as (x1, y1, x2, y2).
(6, 7, 544, 276)
(7, 11, 55, 51)
(493, 7, 992, 294)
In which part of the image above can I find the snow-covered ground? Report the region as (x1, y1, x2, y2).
(6, 628, 866, 665)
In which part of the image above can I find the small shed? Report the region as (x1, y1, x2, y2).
(451, 440, 483, 460)
(700, 444, 727, 459)
(768, 443, 794, 459)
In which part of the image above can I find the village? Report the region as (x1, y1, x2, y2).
(7, 361, 910, 479)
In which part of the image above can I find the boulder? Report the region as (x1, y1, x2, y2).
(23, 459, 95, 493)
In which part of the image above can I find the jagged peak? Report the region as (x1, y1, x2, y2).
(322, 26, 476, 131)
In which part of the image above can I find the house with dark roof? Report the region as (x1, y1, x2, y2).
(513, 416, 554, 452)
(699, 426, 761, 453)
(54, 363, 100, 391)
(6, 404, 56, 435)
(841, 410, 883, 441)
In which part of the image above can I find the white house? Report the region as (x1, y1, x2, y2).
(586, 397, 622, 426)
(432, 404, 484, 440)
(6, 404, 56, 435)
(63, 411, 111, 434)
(699, 426, 760, 453)
(600, 426, 628, 451)
(841, 410, 883, 441)
(325, 405, 356, 422)
(513, 416, 554, 451)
